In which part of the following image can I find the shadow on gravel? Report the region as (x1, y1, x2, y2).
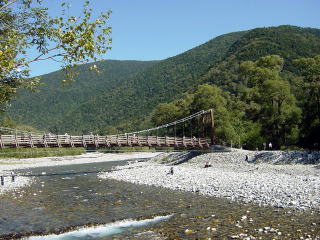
(249, 151, 320, 164)
(170, 152, 203, 165)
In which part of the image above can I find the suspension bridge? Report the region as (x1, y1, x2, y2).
(0, 109, 216, 149)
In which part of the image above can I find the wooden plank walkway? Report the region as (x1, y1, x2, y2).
(0, 134, 210, 149)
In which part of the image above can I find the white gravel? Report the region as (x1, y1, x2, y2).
(0, 176, 31, 195)
(99, 150, 320, 210)
(0, 152, 160, 195)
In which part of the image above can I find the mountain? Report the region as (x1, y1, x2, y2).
(8, 60, 158, 131)
(200, 25, 320, 90)
(7, 25, 320, 134)
(148, 26, 320, 150)
(47, 30, 246, 133)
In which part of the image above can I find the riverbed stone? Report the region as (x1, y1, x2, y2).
(99, 150, 320, 210)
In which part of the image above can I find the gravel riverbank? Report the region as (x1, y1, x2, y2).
(99, 150, 320, 211)
(0, 152, 160, 195)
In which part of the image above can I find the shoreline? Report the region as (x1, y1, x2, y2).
(0, 152, 161, 195)
(1, 150, 319, 211)
(99, 150, 320, 211)
(0, 152, 161, 171)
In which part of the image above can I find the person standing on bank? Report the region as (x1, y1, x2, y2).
(263, 142, 266, 150)
(268, 142, 272, 150)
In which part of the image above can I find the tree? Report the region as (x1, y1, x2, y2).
(240, 55, 301, 148)
(0, 114, 15, 128)
(0, 0, 112, 110)
(192, 84, 238, 143)
(151, 93, 194, 126)
(151, 84, 239, 143)
(294, 55, 320, 148)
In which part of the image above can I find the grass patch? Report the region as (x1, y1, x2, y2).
(0, 147, 85, 159)
(0, 161, 21, 165)
(96, 146, 154, 153)
(161, 156, 170, 163)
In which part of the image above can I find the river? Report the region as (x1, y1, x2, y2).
(0, 159, 319, 239)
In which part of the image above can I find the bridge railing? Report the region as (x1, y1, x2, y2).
(0, 134, 210, 149)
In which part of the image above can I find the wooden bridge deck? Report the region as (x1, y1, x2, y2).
(0, 134, 210, 149)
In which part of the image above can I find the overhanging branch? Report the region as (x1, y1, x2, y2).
(0, 0, 19, 11)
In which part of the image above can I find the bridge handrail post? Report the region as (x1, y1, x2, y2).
(116, 135, 120, 146)
(198, 137, 202, 148)
(29, 134, 34, 148)
(14, 132, 19, 148)
(106, 135, 110, 147)
(126, 134, 130, 146)
(0, 135, 3, 148)
(56, 135, 61, 148)
(147, 135, 150, 147)
(206, 138, 210, 148)
(70, 135, 74, 147)
(43, 134, 48, 148)
(95, 134, 99, 148)
(82, 135, 86, 148)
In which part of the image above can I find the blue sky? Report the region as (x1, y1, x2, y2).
(29, 0, 320, 76)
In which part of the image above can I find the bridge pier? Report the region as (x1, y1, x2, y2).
(209, 108, 216, 145)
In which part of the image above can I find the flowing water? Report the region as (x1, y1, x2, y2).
(0, 159, 319, 239)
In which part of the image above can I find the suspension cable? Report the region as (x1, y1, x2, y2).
(121, 109, 211, 136)
(1, 109, 213, 138)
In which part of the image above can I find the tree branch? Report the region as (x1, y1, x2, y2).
(28, 53, 68, 63)
(0, 0, 19, 11)
(15, 49, 68, 68)
(27, 46, 60, 63)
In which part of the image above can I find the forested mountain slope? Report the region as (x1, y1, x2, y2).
(7, 25, 320, 136)
(8, 60, 158, 130)
(200, 25, 320, 90)
(149, 26, 320, 149)
(53, 31, 246, 133)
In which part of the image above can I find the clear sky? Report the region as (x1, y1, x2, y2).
(29, 0, 320, 76)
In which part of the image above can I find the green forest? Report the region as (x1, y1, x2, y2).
(3, 25, 320, 150)
(151, 55, 320, 150)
